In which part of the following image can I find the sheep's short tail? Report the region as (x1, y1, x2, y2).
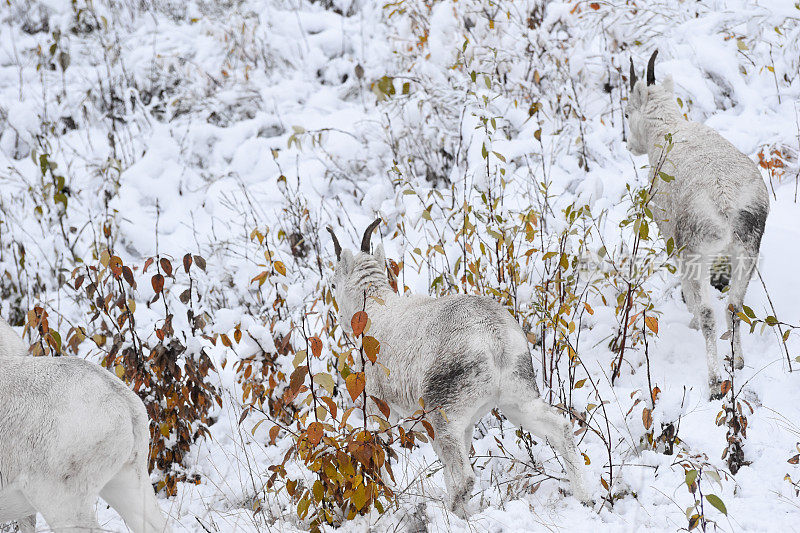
(709, 255, 730, 292)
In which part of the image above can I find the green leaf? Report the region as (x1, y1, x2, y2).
(705, 494, 727, 515)
(685, 469, 698, 489)
(658, 171, 675, 182)
(742, 305, 756, 319)
(377, 75, 395, 96)
(639, 220, 649, 240)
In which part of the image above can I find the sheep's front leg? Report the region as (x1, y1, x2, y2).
(683, 264, 722, 398)
(430, 421, 474, 519)
(0, 489, 37, 532)
(27, 492, 101, 533)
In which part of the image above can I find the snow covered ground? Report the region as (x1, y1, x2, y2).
(1, 0, 800, 531)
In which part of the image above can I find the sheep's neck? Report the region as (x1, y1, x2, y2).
(644, 100, 683, 162)
(362, 280, 393, 304)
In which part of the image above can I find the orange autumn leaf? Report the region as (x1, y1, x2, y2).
(351, 311, 368, 337)
(642, 407, 653, 429)
(309, 336, 322, 358)
(151, 273, 164, 294)
(346, 372, 366, 402)
(306, 421, 323, 445)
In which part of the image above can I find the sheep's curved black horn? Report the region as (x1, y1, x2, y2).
(360, 218, 382, 252)
(646, 50, 658, 86)
(629, 57, 637, 91)
(326, 226, 342, 260)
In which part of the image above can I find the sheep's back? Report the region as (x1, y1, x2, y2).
(651, 121, 769, 248)
(367, 294, 527, 413)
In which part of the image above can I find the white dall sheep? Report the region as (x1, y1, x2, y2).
(625, 51, 769, 398)
(0, 317, 169, 533)
(327, 219, 591, 517)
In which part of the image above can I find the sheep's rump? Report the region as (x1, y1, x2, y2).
(0, 357, 142, 485)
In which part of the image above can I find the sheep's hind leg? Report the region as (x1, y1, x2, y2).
(500, 394, 591, 504)
(682, 260, 723, 398)
(429, 413, 474, 519)
(101, 460, 169, 533)
(726, 249, 757, 370)
(17, 515, 36, 533)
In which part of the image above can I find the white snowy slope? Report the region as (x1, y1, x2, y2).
(1, 0, 799, 532)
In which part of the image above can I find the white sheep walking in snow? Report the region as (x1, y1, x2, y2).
(625, 51, 769, 398)
(0, 318, 169, 532)
(327, 219, 591, 517)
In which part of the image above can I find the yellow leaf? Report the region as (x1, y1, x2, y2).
(273, 261, 286, 276)
(99, 249, 110, 267)
(313, 480, 324, 503)
(362, 335, 380, 363)
(313, 372, 335, 395)
(114, 364, 125, 379)
(293, 349, 307, 368)
(645, 315, 659, 334)
(351, 483, 367, 510)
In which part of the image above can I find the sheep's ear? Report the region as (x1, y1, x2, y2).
(373, 243, 386, 266)
(662, 74, 674, 95)
(632, 81, 648, 107)
(339, 249, 355, 273)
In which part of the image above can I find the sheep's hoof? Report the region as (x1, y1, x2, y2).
(576, 492, 594, 507)
(449, 503, 469, 520)
(709, 381, 725, 400)
(734, 356, 744, 370)
(448, 490, 472, 519)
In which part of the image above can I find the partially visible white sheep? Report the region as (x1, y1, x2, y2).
(327, 220, 591, 517)
(0, 317, 169, 533)
(625, 51, 769, 398)
(0, 316, 27, 358)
